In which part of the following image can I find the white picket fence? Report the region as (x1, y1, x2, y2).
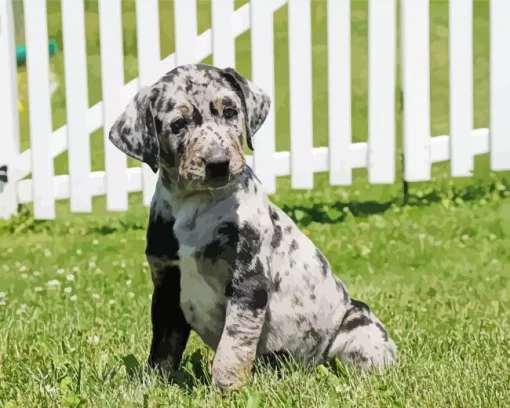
(0, 0, 509, 221)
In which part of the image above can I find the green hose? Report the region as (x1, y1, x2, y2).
(16, 39, 58, 65)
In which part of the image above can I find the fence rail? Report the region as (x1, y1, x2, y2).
(0, 0, 509, 220)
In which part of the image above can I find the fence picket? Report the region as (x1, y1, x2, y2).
(99, 0, 128, 211)
(174, 0, 197, 66)
(327, 0, 352, 186)
(401, 0, 431, 181)
(61, 0, 91, 213)
(288, 0, 313, 189)
(368, 0, 396, 184)
(250, 0, 276, 194)
(135, 0, 160, 207)
(212, 0, 235, 68)
(23, 0, 55, 219)
(490, 0, 510, 171)
(449, 0, 474, 177)
(0, 0, 21, 219)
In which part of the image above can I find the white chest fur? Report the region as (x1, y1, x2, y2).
(178, 244, 226, 350)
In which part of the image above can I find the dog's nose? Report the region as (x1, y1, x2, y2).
(205, 156, 230, 183)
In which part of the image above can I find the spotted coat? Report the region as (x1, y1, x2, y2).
(108, 63, 397, 391)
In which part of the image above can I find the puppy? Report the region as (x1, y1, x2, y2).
(109, 63, 396, 391)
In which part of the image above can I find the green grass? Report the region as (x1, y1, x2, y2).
(2, 0, 510, 406)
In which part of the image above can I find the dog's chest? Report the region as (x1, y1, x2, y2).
(178, 244, 229, 350)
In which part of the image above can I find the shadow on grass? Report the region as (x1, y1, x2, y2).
(282, 179, 510, 226)
(122, 350, 211, 393)
(2, 179, 509, 234)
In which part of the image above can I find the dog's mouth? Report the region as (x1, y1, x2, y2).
(179, 164, 246, 192)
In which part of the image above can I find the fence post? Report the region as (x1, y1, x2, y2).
(0, 0, 21, 220)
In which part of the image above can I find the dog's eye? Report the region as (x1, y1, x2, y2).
(223, 108, 237, 119)
(171, 118, 187, 134)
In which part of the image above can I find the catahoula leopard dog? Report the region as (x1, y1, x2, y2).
(108, 63, 396, 391)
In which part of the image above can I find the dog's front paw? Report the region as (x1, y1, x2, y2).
(211, 356, 252, 392)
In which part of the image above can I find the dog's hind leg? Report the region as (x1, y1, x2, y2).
(326, 299, 397, 371)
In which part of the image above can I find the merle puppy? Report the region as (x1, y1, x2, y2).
(109, 63, 396, 391)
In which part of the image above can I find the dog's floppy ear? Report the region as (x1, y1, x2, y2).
(220, 67, 271, 151)
(109, 86, 159, 173)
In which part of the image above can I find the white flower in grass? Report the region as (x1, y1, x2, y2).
(92, 293, 100, 300)
(88, 261, 96, 268)
(47, 279, 61, 289)
(16, 304, 26, 315)
(76, 249, 82, 255)
(44, 249, 52, 257)
(126, 280, 132, 287)
(64, 287, 72, 294)
(70, 295, 77, 302)
(92, 239, 99, 245)
(19, 265, 27, 272)
(33, 271, 40, 276)
(21, 273, 28, 279)
(72, 266, 80, 273)
(56, 268, 65, 275)
(360, 246, 371, 257)
(0, 292, 6, 299)
(127, 292, 135, 299)
(66, 274, 75, 281)
(2, 265, 9, 272)
(108, 299, 116, 305)
(34, 287, 43, 292)
(88, 335, 100, 345)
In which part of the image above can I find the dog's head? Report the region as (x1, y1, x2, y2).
(109, 64, 270, 190)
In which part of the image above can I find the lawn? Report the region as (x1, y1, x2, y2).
(1, 0, 510, 406)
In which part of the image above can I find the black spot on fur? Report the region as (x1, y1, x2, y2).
(290, 239, 299, 253)
(292, 294, 304, 307)
(375, 322, 389, 341)
(192, 105, 203, 127)
(166, 98, 175, 113)
(217, 221, 240, 249)
(269, 207, 283, 249)
(341, 315, 372, 332)
(203, 239, 223, 262)
(335, 278, 349, 300)
(225, 280, 233, 297)
(348, 351, 369, 363)
(315, 248, 329, 276)
(351, 298, 370, 312)
(238, 222, 262, 267)
(274, 272, 282, 292)
(250, 287, 268, 310)
(310, 294, 316, 301)
(145, 212, 179, 260)
(226, 324, 239, 337)
(296, 314, 307, 329)
(304, 328, 322, 346)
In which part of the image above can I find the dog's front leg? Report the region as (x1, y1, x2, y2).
(212, 273, 271, 391)
(147, 260, 191, 375)
(146, 216, 191, 375)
